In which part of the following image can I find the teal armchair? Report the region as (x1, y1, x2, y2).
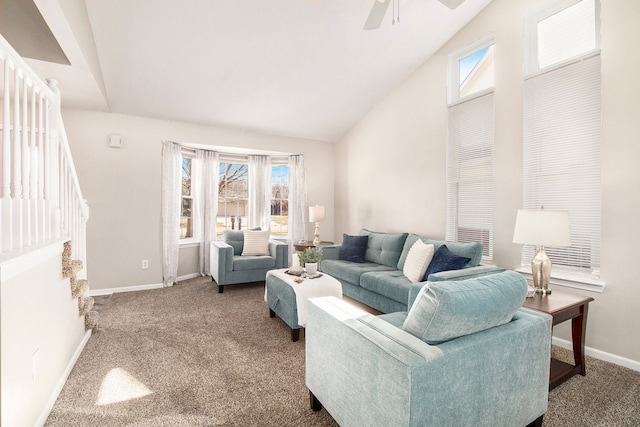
(306, 271, 552, 427)
(210, 230, 288, 293)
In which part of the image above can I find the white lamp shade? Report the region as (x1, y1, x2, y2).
(309, 205, 325, 222)
(513, 209, 571, 247)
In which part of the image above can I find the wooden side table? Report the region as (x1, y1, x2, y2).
(293, 241, 333, 252)
(522, 289, 594, 390)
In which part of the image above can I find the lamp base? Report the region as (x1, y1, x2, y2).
(531, 246, 552, 294)
(313, 222, 320, 246)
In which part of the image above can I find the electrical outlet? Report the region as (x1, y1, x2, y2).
(142, 260, 149, 269)
(32, 349, 40, 380)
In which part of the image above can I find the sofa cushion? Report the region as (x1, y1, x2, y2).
(223, 230, 245, 255)
(397, 234, 482, 270)
(242, 229, 270, 256)
(422, 239, 481, 267)
(402, 271, 528, 344)
(321, 259, 395, 286)
(423, 245, 471, 280)
(402, 240, 434, 283)
(232, 255, 276, 271)
(223, 227, 261, 255)
(360, 270, 413, 305)
(339, 234, 368, 263)
(359, 229, 408, 268)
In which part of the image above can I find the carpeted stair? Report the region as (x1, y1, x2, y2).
(62, 241, 98, 331)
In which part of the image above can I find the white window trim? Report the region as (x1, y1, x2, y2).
(521, 0, 603, 292)
(216, 154, 291, 240)
(180, 150, 201, 246)
(447, 33, 495, 105)
(515, 266, 605, 293)
(523, 0, 601, 76)
(446, 34, 496, 262)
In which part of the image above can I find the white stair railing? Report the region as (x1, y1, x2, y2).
(1, 35, 89, 277)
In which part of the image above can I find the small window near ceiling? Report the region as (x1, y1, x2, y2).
(217, 162, 249, 235)
(180, 156, 194, 239)
(459, 45, 494, 99)
(449, 35, 494, 104)
(525, 0, 599, 75)
(270, 165, 289, 236)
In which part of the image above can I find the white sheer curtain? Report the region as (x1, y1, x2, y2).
(195, 149, 219, 276)
(287, 155, 308, 265)
(161, 141, 182, 287)
(247, 155, 272, 230)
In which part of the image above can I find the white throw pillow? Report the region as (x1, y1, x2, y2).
(402, 240, 435, 283)
(242, 230, 271, 256)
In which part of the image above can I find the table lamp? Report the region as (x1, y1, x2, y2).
(513, 207, 571, 295)
(309, 205, 325, 246)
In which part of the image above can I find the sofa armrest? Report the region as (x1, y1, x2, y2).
(269, 239, 288, 269)
(210, 241, 234, 285)
(318, 244, 341, 271)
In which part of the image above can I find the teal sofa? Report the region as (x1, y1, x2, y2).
(319, 229, 504, 313)
(306, 271, 552, 427)
(210, 230, 288, 293)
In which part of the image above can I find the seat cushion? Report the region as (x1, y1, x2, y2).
(232, 255, 276, 271)
(359, 229, 408, 268)
(320, 259, 395, 285)
(359, 270, 412, 305)
(402, 271, 528, 344)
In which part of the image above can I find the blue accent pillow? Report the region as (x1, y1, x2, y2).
(339, 234, 368, 263)
(423, 244, 471, 280)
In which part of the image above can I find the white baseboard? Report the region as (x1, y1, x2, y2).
(552, 337, 640, 372)
(88, 274, 205, 297)
(89, 282, 165, 296)
(177, 273, 201, 281)
(35, 330, 92, 427)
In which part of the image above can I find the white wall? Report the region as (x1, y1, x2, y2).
(335, 0, 640, 364)
(61, 110, 334, 291)
(1, 242, 88, 427)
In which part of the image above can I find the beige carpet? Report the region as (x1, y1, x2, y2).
(46, 276, 640, 426)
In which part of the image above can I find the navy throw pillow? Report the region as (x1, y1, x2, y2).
(423, 245, 471, 280)
(339, 234, 369, 263)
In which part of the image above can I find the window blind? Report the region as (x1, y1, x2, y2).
(446, 92, 494, 259)
(522, 53, 601, 275)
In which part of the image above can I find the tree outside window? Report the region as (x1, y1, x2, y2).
(217, 163, 249, 234)
(181, 156, 193, 239)
(270, 165, 289, 236)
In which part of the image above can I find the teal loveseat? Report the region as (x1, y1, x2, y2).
(210, 230, 288, 293)
(306, 271, 552, 427)
(319, 229, 504, 313)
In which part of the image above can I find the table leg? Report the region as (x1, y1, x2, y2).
(571, 303, 589, 376)
(291, 328, 300, 342)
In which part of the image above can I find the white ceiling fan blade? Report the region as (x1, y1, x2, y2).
(437, 0, 466, 9)
(363, 0, 392, 30)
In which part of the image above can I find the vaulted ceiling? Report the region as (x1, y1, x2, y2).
(4, 0, 492, 142)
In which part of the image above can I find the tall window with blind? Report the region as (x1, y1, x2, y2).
(522, 0, 601, 283)
(446, 35, 495, 260)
